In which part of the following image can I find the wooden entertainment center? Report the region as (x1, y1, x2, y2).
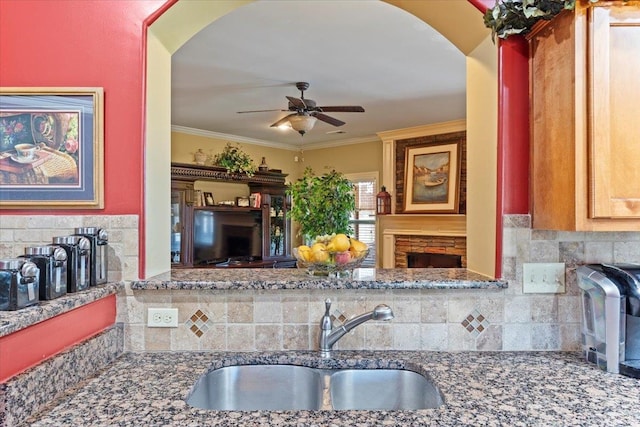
(170, 162, 295, 268)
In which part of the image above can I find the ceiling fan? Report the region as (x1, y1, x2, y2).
(237, 82, 365, 136)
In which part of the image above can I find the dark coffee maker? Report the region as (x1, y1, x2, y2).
(22, 246, 68, 300)
(0, 258, 39, 311)
(52, 235, 91, 293)
(74, 227, 108, 286)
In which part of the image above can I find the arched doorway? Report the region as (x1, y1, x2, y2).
(144, 1, 504, 278)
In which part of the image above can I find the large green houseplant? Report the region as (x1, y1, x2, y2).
(286, 167, 355, 243)
(484, 0, 603, 41)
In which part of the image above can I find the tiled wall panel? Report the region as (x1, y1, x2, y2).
(0, 215, 139, 280)
(117, 214, 639, 352)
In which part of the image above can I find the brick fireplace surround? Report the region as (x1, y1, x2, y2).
(394, 235, 467, 268)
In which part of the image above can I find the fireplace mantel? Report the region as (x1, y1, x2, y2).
(378, 214, 466, 268)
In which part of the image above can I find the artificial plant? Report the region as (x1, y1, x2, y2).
(212, 143, 257, 176)
(286, 167, 355, 242)
(484, 0, 602, 41)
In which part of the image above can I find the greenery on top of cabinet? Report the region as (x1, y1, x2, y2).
(484, 0, 604, 41)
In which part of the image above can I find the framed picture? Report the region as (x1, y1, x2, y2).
(0, 87, 104, 208)
(204, 192, 215, 206)
(403, 141, 461, 213)
(236, 196, 250, 207)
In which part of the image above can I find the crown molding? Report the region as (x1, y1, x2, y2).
(171, 125, 380, 151)
(298, 135, 381, 150)
(171, 125, 301, 151)
(376, 119, 466, 142)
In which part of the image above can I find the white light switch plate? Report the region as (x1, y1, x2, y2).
(523, 263, 566, 294)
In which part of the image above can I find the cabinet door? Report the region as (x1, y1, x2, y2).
(171, 183, 193, 266)
(266, 195, 287, 257)
(590, 5, 640, 218)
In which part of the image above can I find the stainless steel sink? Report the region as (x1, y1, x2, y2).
(186, 365, 324, 410)
(329, 369, 443, 410)
(186, 364, 443, 411)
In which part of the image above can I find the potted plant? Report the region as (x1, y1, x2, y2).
(286, 167, 355, 243)
(212, 143, 257, 176)
(483, 0, 602, 41)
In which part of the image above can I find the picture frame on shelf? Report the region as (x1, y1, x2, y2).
(236, 196, 250, 207)
(204, 192, 215, 206)
(0, 87, 104, 208)
(403, 140, 461, 213)
(250, 192, 261, 208)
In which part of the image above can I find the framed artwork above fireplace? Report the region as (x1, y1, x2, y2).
(402, 140, 461, 213)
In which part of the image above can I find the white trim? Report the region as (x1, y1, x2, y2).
(172, 124, 380, 151)
(377, 119, 466, 141)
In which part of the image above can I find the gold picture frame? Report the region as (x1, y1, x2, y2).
(0, 87, 104, 208)
(403, 141, 461, 213)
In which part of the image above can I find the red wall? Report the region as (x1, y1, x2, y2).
(0, 0, 168, 215)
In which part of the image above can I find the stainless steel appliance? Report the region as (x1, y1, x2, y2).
(577, 263, 640, 378)
(0, 258, 39, 311)
(22, 246, 68, 300)
(74, 227, 108, 286)
(52, 235, 91, 293)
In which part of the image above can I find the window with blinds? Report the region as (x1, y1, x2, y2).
(348, 175, 377, 267)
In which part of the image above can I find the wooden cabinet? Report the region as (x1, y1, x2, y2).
(171, 181, 193, 267)
(249, 183, 294, 266)
(171, 163, 295, 267)
(528, 0, 640, 231)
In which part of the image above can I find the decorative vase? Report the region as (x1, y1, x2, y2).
(194, 149, 207, 165)
(259, 156, 269, 172)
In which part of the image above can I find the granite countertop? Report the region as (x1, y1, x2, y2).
(132, 268, 507, 290)
(0, 282, 122, 338)
(25, 351, 640, 426)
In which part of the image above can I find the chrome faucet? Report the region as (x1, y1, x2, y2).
(319, 298, 394, 357)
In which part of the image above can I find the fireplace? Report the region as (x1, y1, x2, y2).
(391, 235, 466, 268)
(407, 252, 462, 268)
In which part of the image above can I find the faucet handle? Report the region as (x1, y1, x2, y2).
(321, 298, 333, 331)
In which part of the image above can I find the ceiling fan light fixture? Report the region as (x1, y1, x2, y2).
(288, 114, 317, 136)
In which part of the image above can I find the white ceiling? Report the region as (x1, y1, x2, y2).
(171, 0, 467, 149)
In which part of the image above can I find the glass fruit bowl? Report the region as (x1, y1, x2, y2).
(292, 246, 369, 277)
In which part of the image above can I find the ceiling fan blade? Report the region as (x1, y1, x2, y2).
(314, 112, 345, 127)
(237, 109, 288, 113)
(286, 96, 307, 109)
(270, 113, 296, 128)
(317, 106, 365, 113)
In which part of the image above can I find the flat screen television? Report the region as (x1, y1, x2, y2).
(193, 209, 262, 265)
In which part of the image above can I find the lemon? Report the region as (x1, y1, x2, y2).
(349, 238, 368, 259)
(312, 249, 329, 263)
(327, 233, 350, 253)
(311, 242, 329, 262)
(297, 245, 312, 262)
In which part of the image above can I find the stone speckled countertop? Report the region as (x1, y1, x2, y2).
(132, 268, 507, 290)
(0, 282, 122, 338)
(25, 351, 640, 426)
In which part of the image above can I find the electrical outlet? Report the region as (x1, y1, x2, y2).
(147, 308, 179, 327)
(523, 263, 566, 294)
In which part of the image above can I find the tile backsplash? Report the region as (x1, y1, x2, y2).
(117, 214, 639, 352)
(0, 215, 139, 281)
(3, 213, 638, 352)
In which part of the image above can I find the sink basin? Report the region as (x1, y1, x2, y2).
(329, 369, 443, 410)
(186, 364, 443, 411)
(186, 365, 324, 410)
